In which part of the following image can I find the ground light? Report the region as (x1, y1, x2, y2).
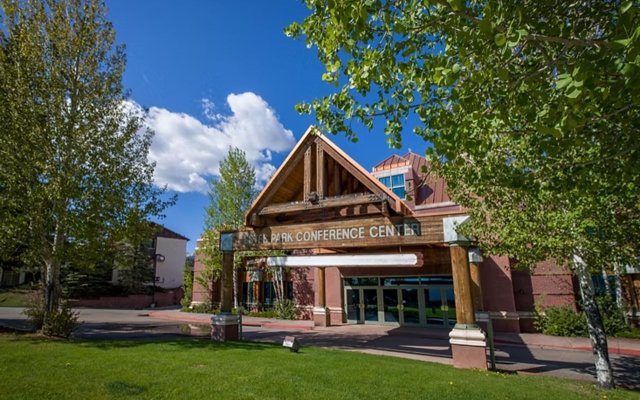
(283, 336, 300, 352)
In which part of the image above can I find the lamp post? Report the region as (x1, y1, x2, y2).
(151, 252, 165, 308)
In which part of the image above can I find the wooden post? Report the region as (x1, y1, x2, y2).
(450, 244, 476, 326)
(469, 261, 483, 311)
(313, 267, 330, 327)
(448, 243, 487, 370)
(317, 267, 326, 307)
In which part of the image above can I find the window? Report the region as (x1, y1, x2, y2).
(379, 174, 405, 198)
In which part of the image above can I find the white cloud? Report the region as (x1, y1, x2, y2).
(137, 92, 295, 193)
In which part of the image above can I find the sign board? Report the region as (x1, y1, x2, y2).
(225, 215, 450, 251)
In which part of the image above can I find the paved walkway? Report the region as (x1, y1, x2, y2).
(1, 307, 639, 389)
(148, 309, 640, 356)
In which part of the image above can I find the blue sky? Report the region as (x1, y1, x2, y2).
(106, 1, 429, 254)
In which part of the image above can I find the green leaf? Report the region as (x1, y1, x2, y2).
(566, 87, 582, 99)
(621, 1, 633, 14)
(556, 74, 573, 89)
(494, 33, 507, 47)
(478, 18, 492, 35)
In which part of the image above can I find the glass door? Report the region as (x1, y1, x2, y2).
(346, 289, 361, 323)
(400, 288, 420, 325)
(423, 286, 457, 328)
(443, 287, 456, 327)
(382, 289, 399, 323)
(424, 287, 445, 326)
(362, 289, 379, 323)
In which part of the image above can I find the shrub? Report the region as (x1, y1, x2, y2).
(534, 295, 629, 337)
(22, 290, 45, 331)
(186, 303, 217, 314)
(596, 296, 627, 336)
(23, 291, 79, 338)
(247, 309, 278, 318)
(180, 266, 193, 310)
(273, 299, 297, 320)
(534, 304, 588, 337)
(42, 301, 79, 338)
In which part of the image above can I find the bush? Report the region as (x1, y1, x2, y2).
(23, 291, 79, 338)
(22, 291, 45, 330)
(180, 266, 193, 309)
(186, 303, 217, 314)
(246, 309, 278, 318)
(534, 304, 588, 337)
(273, 299, 297, 320)
(534, 295, 629, 337)
(42, 301, 79, 338)
(596, 296, 627, 336)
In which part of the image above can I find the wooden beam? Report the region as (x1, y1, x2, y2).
(316, 143, 325, 200)
(304, 146, 312, 202)
(332, 159, 341, 197)
(259, 193, 383, 216)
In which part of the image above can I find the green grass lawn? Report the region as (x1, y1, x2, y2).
(0, 288, 34, 307)
(0, 334, 637, 400)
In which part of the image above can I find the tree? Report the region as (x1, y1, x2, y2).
(287, 1, 640, 389)
(0, 0, 170, 331)
(203, 147, 257, 308)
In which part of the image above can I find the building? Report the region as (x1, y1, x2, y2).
(194, 126, 640, 344)
(113, 224, 189, 290)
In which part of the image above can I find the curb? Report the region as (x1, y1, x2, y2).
(148, 311, 314, 331)
(494, 338, 640, 357)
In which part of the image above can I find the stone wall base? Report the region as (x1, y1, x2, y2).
(313, 307, 330, 327)
(449, 325, 487, 370)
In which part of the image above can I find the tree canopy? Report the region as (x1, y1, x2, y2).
(287, 0, 640, 389)
(0, 0, 170, 322)
(199, 147, 257, 308)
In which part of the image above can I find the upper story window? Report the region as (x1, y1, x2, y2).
(379, 173, 405, 198)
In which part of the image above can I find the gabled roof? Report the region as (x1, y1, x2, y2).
(245, 126, 411, 226)
(151, 223, 189, 241)
(372, 154, 410, 172)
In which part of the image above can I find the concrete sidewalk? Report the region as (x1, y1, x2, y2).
(148, 309, 640, 357)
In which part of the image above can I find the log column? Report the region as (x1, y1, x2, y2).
(443, 217, 487, 370)
(468, 247, 484, 312)
(211, 235, 239, 341)
(313, 267, 330, 326)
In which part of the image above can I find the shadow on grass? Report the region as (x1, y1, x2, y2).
(2, 332, 281, 353)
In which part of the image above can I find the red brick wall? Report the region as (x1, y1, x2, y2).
(72, 288, 184, 309)
(479, 255, 519, 332)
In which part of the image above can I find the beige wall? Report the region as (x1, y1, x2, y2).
(155, 236, 187, 289)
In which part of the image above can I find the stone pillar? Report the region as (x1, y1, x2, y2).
(313, 267, 330, 327)
(211, 251, 239, 341)
(449, 243, 487, 370)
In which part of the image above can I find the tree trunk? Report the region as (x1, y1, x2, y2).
(601, 269, 611, 297)
(232, 267, 238, 309)
(43, 223, 64, 326)
(613, 264, 624, 310)
(573, 255, 615, 389)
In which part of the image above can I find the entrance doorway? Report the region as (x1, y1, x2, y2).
(344, 277, 456, 327)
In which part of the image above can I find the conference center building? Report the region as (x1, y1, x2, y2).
(193, 126, 640, 368)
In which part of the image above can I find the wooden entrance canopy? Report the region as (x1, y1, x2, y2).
(221, 126, 461, 252)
